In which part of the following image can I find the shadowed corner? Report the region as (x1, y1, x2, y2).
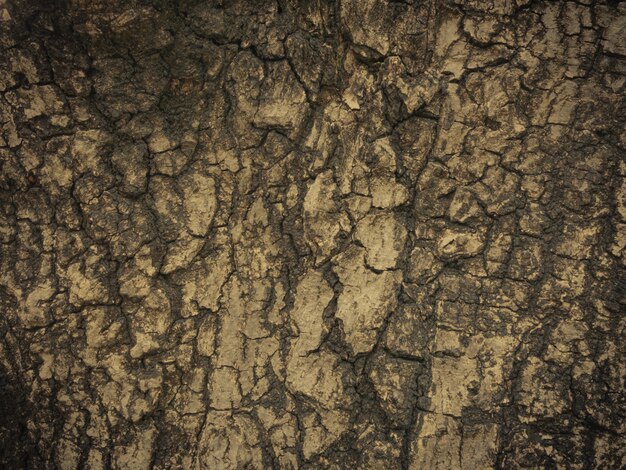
(0, 286, 38, 469)
(0, 359, 34, 468)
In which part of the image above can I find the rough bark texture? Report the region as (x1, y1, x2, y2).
(1, 0, 625, 468)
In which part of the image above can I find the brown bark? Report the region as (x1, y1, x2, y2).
(0, 0, 625, 468)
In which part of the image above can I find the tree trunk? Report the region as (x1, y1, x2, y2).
(1, 0, 624, 468)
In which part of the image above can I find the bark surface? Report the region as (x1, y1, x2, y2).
(0, 0, 625, 468)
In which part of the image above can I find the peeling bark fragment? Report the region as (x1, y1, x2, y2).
(334, 246, 402, 355)
(129, 285, 172, 358)
(195, 412, 264, 470)
(253, 61, 309, 135)
(180, 170, 217, 237)
(64, 246, 114, 307)
(113, 425, 157, 470)
(304, 170, 350, 263)
(289, 270, 334, 353)
(354, 212, 407, 270)
(436, 225, 487, 260)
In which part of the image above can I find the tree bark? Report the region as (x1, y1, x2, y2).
(0, 0, 624, 468)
